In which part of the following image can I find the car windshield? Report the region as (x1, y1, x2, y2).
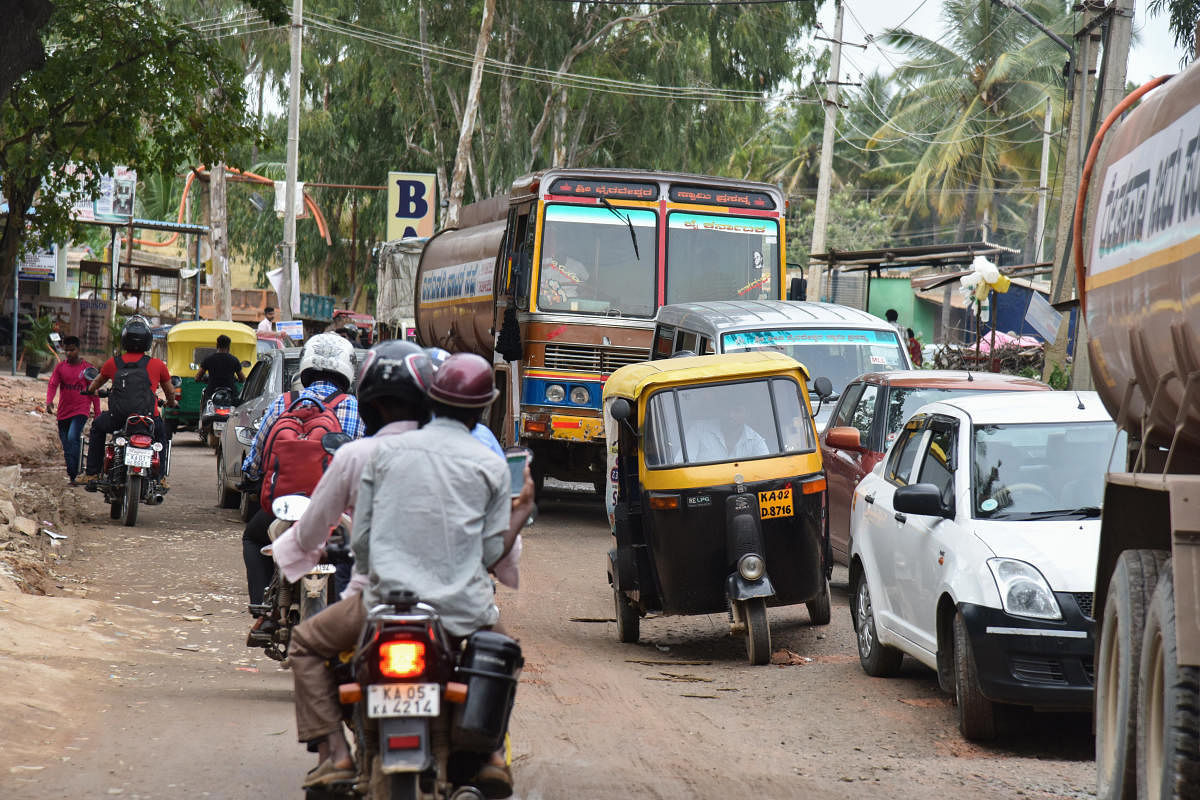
(643, 377, 815, 468)
(722, 328, 905, 395)
(665, 212, 780, 303)
(972, 421, 1125, 520)
(884, 387, 1027, 447)
(537, 204, 656, 317)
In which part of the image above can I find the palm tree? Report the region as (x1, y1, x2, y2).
(868, 0, 1068, 241)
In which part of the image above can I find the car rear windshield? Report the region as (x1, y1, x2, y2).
(722, 328, 905, 395)
(642, 377, 815, 468)
(972, 421, 1125, 519)
(883, 386, 1027, 446)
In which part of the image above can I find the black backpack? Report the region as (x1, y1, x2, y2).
(109, 355, 157, 421)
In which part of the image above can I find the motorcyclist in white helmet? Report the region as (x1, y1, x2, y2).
(239, 333, 366, 639)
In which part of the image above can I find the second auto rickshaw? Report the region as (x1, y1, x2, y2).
(603, 351, 833, 665)
(158, 320, 256, 437)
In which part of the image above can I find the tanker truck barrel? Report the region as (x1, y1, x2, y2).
(414, 219, 508, 357)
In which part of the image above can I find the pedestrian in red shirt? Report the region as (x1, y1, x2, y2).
(82, 317, 177, 489)
(46, 336, 101, 485)
(906, 328, 924, 366)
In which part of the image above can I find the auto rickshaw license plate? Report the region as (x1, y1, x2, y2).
(758, 487, 793, 519)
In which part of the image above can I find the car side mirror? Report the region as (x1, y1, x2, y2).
(609, 397, 633, 422)
(812, 376, 833, 400)
(825, 426, 863, 452)
(893, 483, 953, 519)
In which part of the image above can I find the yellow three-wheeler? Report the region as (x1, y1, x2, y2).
(158, 320, 256, 439)
(603, 351, 833, 664)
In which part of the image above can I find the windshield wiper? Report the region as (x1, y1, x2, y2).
(600, 197, 640, 261)
(1023, 506, 1102, 519)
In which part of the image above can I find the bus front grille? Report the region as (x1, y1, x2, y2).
(543, 344, 649, 374)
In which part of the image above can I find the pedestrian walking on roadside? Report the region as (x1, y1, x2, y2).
(45, 336, 100, 485)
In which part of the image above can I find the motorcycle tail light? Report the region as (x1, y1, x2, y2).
(445, 681, 468, 704)
(130, 434, 153, 448)
(379, 640, 426, 679)
(216, 408, 231, 416)
(387, 735, 421, 750)
(338, 682, 362, 704)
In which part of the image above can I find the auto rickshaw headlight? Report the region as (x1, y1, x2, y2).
(545, 384, 566, 403)
(738, 553, 765, 581)
(569, 386, 590, 405)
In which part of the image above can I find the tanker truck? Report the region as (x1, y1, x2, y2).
(1081, 60, 1200, 798)
(415, 168, 787, 491)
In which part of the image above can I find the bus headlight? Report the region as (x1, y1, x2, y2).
(545, 384, 566, 403)
(569, 386, 590, 405)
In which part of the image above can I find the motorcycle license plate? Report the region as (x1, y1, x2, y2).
(125, 447, 153, 468)
(307, 563, 337, 575)
(213, 421, 226, 432)
(758, 486, 793, 519)
(367, 683, 440, 718)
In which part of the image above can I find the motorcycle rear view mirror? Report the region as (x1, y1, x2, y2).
(82, 367, 100, 382)
(321, 432, 352, 455)
(170, 375, 183, 388)
(241, 360, 251, 368)
(271, 494, 311, 522)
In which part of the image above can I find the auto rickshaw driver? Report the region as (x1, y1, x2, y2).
(688, 400, 769, 462)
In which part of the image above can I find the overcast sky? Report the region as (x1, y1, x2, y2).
(815, 0, 1188, 88)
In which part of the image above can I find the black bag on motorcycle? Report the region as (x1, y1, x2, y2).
(109, 356, 157, 422)
(451, 631, 523, 752)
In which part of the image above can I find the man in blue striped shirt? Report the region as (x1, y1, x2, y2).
(241, 333, 365, 638)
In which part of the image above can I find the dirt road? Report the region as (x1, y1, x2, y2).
(0, 397, 1096, 798)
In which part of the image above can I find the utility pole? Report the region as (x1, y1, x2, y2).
(281, 0, 302, 322)
(806, 0, 844, 305)
(1035, 95, 1052, 263)
(209, 163, 231, 321)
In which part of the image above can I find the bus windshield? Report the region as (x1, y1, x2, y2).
(537, 204, 656, 317)
(665, 211, 780, 303)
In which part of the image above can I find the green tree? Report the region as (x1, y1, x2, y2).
(869, 0, 1067, 243)
(0, 0, 286, 304)
(786, 185, 895, 270)
(1148, 0, 1200, 64)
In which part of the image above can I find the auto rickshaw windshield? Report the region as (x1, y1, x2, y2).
(643, 377, 816, 468)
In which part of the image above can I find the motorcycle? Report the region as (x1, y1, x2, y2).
(82, 368, 175, 527)
(307, 590, 523, 800)
(249, 432, 356, 661)
(250, 492, 350, 661)
(200, 385, 236, 449)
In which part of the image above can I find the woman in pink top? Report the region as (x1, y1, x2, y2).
(46, 336, 100, 485)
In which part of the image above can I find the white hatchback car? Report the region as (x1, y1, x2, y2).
(848, 391, 1122, 740)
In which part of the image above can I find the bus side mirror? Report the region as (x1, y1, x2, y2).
(813, 376, 833, 400)
(788, 276, 807, 301)
(610, 398, 632, 422)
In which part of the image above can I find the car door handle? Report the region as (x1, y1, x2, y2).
(864, 493, 875, 504)
(894, 512, 907, 523)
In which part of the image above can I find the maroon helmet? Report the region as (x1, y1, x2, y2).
(428, 353, 499, 408)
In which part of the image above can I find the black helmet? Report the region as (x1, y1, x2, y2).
(121, 315, 152, 353)
(356, 340, 433, 434)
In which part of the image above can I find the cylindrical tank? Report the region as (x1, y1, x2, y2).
(1085, 60, 1200, 448)
(414, 219, 506, 357)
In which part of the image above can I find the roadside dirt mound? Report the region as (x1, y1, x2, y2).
(0, 376, 59, 468)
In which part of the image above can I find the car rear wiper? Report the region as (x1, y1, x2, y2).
(601, 197, 640, 261)
(1024, 506, 1102, 519)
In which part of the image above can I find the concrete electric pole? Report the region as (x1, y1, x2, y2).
(806, 0, 844, 305)
(281, 0, 302, 322)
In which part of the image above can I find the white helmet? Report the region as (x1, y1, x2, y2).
(298, 332, 356, 390)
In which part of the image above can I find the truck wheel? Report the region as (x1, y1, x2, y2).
(953, 610, 996, 740)
(806, 577, 832, 625)
(852, 573, 902, 677)
(613, 582, 639, 644)
(1136, 566, 1200, 800)
(1096, 549, 1169, 800)
(743, 598, 771, 666)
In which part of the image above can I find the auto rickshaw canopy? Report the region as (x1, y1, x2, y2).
(603, 350, 810, 403)
(163, 320, 257, 377)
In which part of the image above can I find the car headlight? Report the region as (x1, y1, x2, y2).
(545, 384, 566, 403)
(569, 386, 590, 405)
(987, 559, 1062, 620)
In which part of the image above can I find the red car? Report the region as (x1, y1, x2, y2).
(820, 370, 1050, 565)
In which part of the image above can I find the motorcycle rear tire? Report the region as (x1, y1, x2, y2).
(369, 754, 418, 800)
(123, 475, 141, 527)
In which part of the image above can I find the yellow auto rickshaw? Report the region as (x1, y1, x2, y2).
(603, 351, 834, 665)
(159, 320, 256, 438)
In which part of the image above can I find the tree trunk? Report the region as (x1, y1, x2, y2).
(418, 0, 449, 210)
(0, 178, 36, 309)
(445, 0, 497, 229)
(209, 163, 232, 321)
(0, 0, 53, 106)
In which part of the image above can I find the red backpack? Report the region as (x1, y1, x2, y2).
(260, 391, 348, 508)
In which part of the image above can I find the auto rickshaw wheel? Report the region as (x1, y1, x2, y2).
(806, 578, 832, 625)
(613, 583, 639, 644)
(742, 598, 771, 665)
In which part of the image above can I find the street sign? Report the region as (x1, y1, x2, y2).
(387, 172, 436, 241)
